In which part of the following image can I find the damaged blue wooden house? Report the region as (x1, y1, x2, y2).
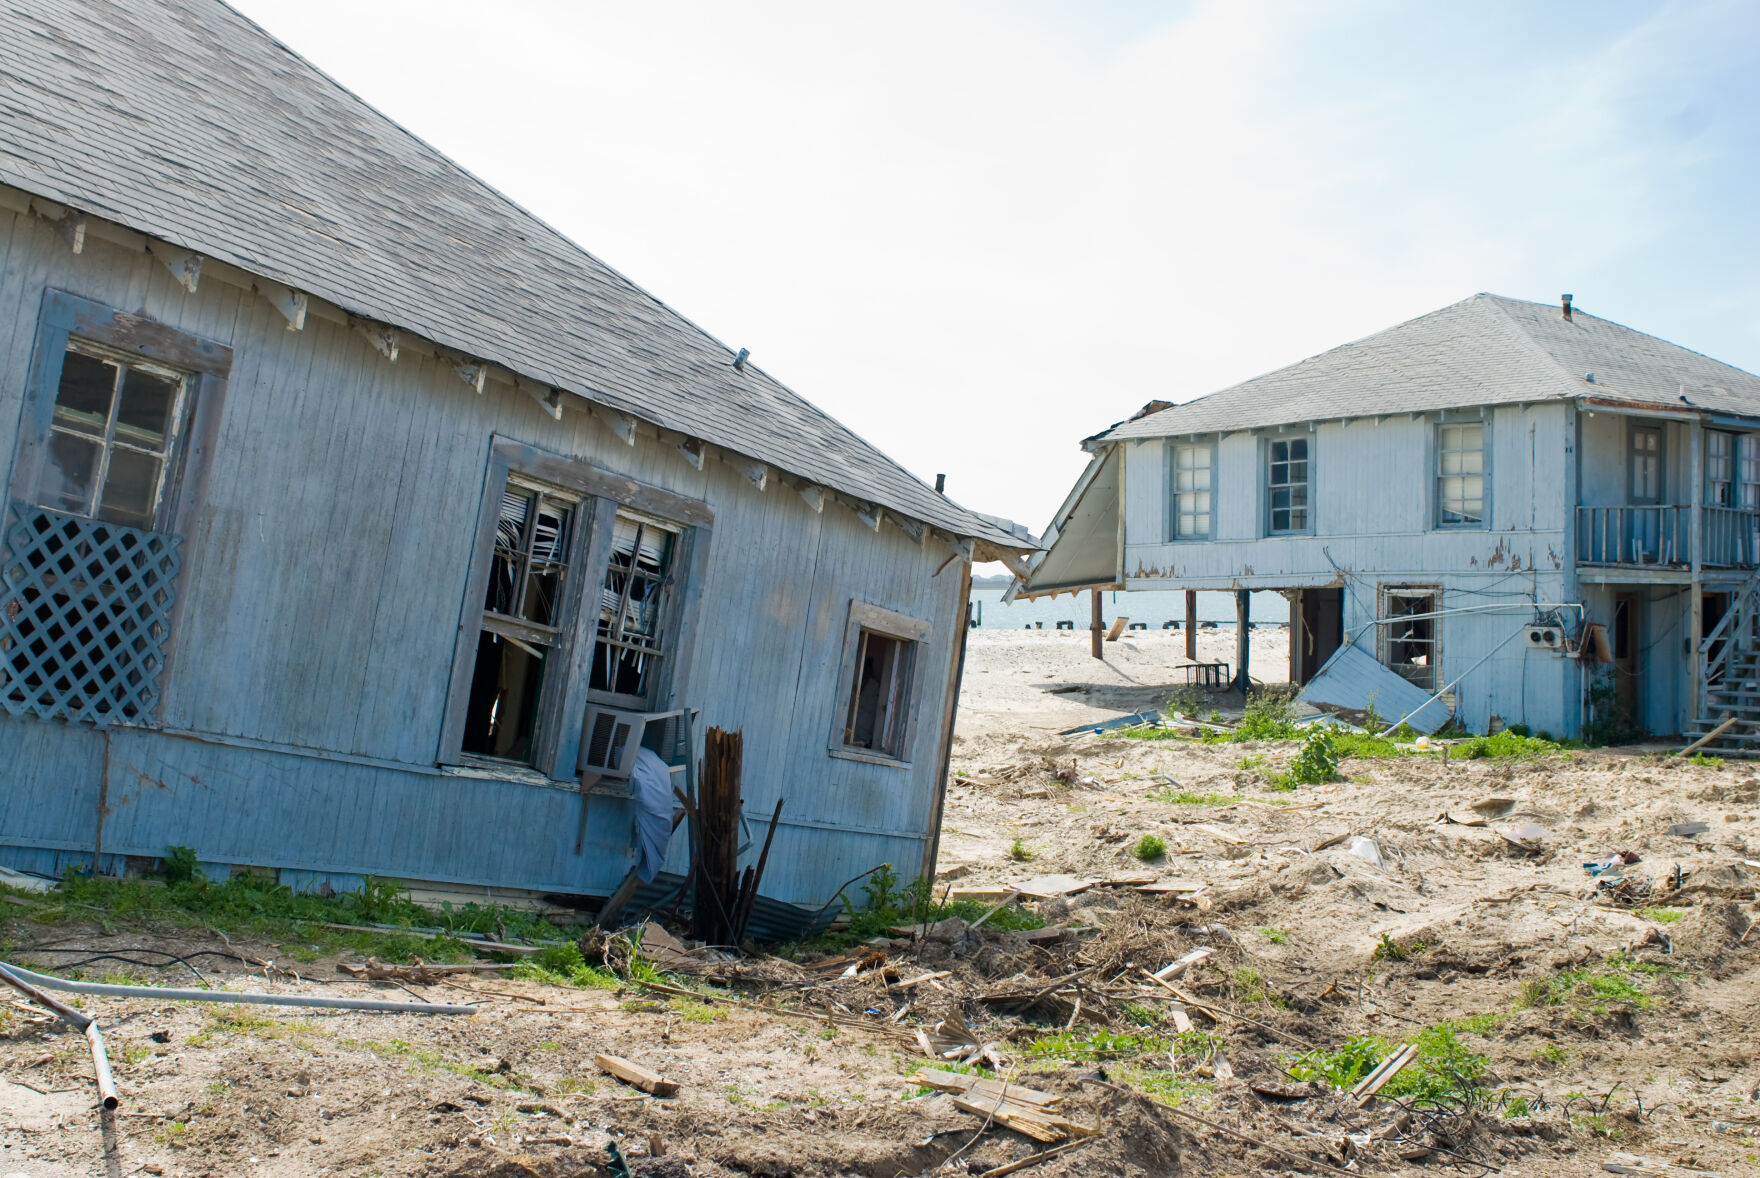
(0, 0, 1033, 927)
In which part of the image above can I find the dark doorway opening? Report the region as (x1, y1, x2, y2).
(1292, 587, 1344, 685)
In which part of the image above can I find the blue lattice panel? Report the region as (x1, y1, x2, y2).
(1, 504, 181, 726)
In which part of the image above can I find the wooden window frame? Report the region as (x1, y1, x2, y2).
(1168, 439, 1215, 541)
(1627, 422, 1664, 506)
(1377, 584, 1441, 693)
(1264, 433, 1313, 537)
(439, 437, 713, 782)
(586, 508, 685, 711)
(827, 600, 932, 769)
(1705, 429, 1737, 508)
(9, 290, 231, 543)
(4, 290, 231, 723)
(1433, 420, 1489, 529)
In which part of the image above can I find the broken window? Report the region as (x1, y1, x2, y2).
(460, 480, 578, 764)
(1435, 423, 1484, 526)
(1266, 437, 1309, 534)
(1705, 430, 1736, 508)
(589, 512, 679, 706)
(843, 629, 916, 759)
(3, 294, 228, 730)
(1171, 442, 1212, 540)
(1379, 587, 1438, 692)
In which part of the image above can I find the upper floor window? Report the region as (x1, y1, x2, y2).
(1436, 423, 1484, 527)
(1742, 436, 1760, 512)
(1171, 442, 1212, 540)
(1267, 437, 1310, 534)
(1706, 430, 1736, 508)
(1628, 424, 1663, 504)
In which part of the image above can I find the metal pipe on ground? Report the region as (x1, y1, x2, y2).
(0, 960, 475, 1015)
(0, 958, 118, 1109)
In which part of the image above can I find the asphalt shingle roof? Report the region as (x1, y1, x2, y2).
(0, 0, 1018, 546)
(1103, 293, 1760, 441)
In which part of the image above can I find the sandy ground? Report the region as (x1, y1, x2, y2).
(3, 632, 1757, 1178)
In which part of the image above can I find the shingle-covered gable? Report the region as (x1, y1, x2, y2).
(0, 0, 1015, 544)
(1104, 293, 1760, 441)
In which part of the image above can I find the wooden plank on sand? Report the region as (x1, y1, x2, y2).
(595, 1053, 679, 1098)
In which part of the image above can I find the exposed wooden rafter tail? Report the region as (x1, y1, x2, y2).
(795, 482, 824, 513)
(677, 437, 706, 470)
(516, 376, 563, 421)
(454, 361, 488, 393)
(352, 319, 399, 361)
(592, 405, 639, 446)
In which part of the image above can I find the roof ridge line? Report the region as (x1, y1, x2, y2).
(1474, 294, 1598, 401)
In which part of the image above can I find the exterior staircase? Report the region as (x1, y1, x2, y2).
(1687, 572, 1760, 756)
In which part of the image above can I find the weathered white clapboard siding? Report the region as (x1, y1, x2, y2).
(0, 207, 965, 904)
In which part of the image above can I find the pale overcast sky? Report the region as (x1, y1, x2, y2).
(230, 0, 1760, 535)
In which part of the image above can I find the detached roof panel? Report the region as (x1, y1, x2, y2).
(1104, 294, 1760, 442)
(0, 0, 1018, 546)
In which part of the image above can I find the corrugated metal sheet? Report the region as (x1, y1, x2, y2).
(1297, 644, 1448, 734)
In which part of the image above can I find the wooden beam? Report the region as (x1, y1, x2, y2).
(594, 1053, 679, 1098)
(454, 362, 488, 394)
(1091, 588, 1103, 659)
(254, 279, 307, 330)
(352, 319, 399, 361)
(677, 437, 706, 470)
(147, 240, 202, 293)
(516, 376, 563, 421)
(1185, 590, 1198, 661)
(592, 405, 638, 446)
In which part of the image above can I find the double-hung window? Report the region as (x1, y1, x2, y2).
(1266, 437, 1310, 534)
(443, 439, 711, 779)
(1436, 423, 1485, 527)
(1741, 435, 1760, 513)
(1170, 442, 1212, 540)
(3, 291, 229, 727)
(1628, 424, 1663, 504)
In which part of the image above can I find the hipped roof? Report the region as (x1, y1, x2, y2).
(1102, 294, 1760, 442)
(0, 0, 1021, 548)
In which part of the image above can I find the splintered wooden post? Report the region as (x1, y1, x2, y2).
(1185, 590, 1198, 661)
(1090, 588, 1103, 659)
(692, 727, 743, 944)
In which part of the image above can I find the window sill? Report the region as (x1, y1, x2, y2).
(828, 746, 912, 770)
(438, 760, 571, 790)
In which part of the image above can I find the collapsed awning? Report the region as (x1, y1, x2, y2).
(1296, 643, 1448, 734)
(1008, 447, 1120, 600)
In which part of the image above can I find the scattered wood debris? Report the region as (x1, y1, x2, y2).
(594, 1053, 678, 1098)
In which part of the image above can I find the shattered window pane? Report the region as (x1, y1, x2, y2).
(1381, 589, 1438, 691)
(590, 513, 679, 703)
(462, 478, 576, 766)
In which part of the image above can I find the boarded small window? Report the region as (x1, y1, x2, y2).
(1267, 437, 1309, 534)
(1436, 423, 1484, 526)
(1171, 442, 1212, 540)
(460, 481, 577, 764)
(843, 629, 916, 758)
(1379, 587, 1438, 692)
(590, 512, 679, 705)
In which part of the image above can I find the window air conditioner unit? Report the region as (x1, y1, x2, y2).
(579, 706, 686, 780)
(1524, 626, 1564, 650)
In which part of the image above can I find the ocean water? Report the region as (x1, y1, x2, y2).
(970, 587, 1287, 631)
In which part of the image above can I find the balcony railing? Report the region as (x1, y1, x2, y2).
(1577, 504, 1760, 568)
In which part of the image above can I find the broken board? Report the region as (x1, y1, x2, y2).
(1011, 875, 1100, 899)
(1136, 878, 1207, 894)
